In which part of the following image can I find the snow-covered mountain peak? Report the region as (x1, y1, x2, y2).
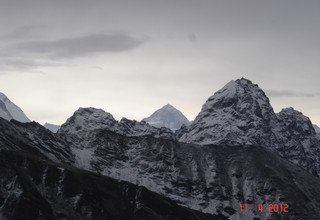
(179, 78, 275, 145)
(58, 107, 117, 134)
(142, 104, 190, 131)
(162, 103, 175, 110)
(204, 78, 272, 111)
(178, 78, 320, 176)
(0, 92, 30, 123)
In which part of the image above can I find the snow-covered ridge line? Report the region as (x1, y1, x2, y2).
(58, 107, 174, 139)
(0, 92, 30, 123)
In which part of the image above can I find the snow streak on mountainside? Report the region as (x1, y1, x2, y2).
(178, 78, 320, 176)
(57, 107, 320, 219)
(142, 104, 190, 131)
(44, 123, 61, 133)
(0, 92, 30, 122)
(314, 124, 320, 133)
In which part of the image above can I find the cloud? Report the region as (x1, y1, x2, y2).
(266, 90, 318, 98)
(0, 32, 145, 72)
(0, 58, 64, 72)
(11, 33, 145, 59)
(0, 25, 48, 41)
(188, 33, 197, 43)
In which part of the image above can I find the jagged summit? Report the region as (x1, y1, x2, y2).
(0, 92, 30, 123)
(58, 107, 117, 134)
(142, 104, 190, 131)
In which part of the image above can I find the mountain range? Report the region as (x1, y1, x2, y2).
(0, 78, 320, 219)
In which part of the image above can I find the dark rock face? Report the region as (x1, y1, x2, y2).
(0, 150, 225, 220)
(273, 108, 320, 176)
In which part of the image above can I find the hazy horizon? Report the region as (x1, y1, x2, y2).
(0, 0, 319, 125)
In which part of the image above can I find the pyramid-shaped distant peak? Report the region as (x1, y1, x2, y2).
(143, 104, 189, 131)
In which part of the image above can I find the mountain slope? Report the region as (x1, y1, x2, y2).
(0, 118, 74, 164)
(0, 149, 225, 220)
(0, 92, 30, 122)
(143, 104, 190, 131)
(314, 124, 320, 133)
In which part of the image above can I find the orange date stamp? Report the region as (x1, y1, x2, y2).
(239, 203, 289, 213)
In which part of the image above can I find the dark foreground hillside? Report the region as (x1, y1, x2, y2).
(0, 149, 226, 220)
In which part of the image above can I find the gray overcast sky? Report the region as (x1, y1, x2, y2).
(0, 0, 319, 125)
